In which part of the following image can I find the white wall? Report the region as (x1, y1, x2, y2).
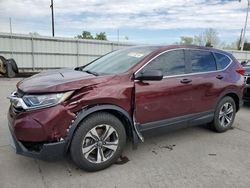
(0, 32, 249, 72)
(0, 33, 134, 72)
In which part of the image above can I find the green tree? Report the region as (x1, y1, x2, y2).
(204, 28, 219, 47)
(29, 32, 40, 36)
(180, 36, 194, 44)
(193, 34, 204, 46)
(76, 31, 94, 39)
(179, 29, 219, 47)
(95, 32, 107, 40)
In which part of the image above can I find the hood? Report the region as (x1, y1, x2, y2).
(17, 69, 113, 94)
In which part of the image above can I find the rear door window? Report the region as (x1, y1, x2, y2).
(214, 53, 231, 70)
(189, 50, 217, 73)
(142, 50, 186, 76)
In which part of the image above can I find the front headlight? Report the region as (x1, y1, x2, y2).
(22, 91, 74, 109)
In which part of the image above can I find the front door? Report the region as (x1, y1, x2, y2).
(135, 49, 193, 125)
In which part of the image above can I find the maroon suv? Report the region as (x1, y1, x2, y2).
(8, 45, 245, 171)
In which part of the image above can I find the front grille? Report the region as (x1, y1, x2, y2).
(9, 91, 26, 113)
(12, 105, 24, 114)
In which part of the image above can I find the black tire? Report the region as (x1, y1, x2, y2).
(70, 112, 126, 172)
(211, 96, 236, 133)
(0, 56, 7, 75)
(5, 63, 16, 78)
(8, 59, 19, 73)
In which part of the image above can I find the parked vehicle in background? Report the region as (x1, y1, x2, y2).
(0, 56, 19, 78)
(241, 60, 250, 102)
(8, 45, 245, 171)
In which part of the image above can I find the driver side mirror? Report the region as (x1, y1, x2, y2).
(135, 70, 163, 81)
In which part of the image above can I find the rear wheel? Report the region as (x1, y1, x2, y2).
(70, 112, 126, 171)
(211, 96, 236, 132)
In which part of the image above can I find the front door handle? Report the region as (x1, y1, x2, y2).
(216, 75, 224, 80)
(180, 78, 192, 84)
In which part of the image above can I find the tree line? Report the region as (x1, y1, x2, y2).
(76, 31, 107, 40)
(31, 29, 250, 50)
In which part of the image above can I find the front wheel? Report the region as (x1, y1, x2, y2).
(70, 112, 126, 171)
(211, 96, 236, 133)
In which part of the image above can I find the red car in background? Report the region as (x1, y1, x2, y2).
(241, 60, 250, 102)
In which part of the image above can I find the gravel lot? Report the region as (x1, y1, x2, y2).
(0, 78, 250, 188)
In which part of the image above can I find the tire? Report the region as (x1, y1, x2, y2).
(211, 96, 236, 133)
(70, 112, 126, 172)
(5, 63, 16, 78)
(0, 56, 7, 74)
(8, 59, 19, 73)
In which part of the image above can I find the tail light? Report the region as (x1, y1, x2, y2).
(236, 65, 246, 76)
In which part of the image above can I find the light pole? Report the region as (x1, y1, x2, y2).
(239, 0, 250, 51)
(50, 0, 55, 37)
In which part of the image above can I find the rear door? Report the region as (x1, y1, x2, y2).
(134, 49, 193, 125)
(185, 49, 225, 113)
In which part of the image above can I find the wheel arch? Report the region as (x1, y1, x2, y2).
(224, 93, 240, 112)
(65, 104, 134, 152)
(218, 92, 241, 112)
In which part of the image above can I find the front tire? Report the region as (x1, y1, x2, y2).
(211, 96, 236, 133)
(70, 112, 126, 172)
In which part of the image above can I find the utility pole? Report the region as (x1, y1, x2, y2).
(50, 0, 55, 37)
(239, 0, 250, 51)
(9, 17, 12, 34)
(239, 28, 243, 49)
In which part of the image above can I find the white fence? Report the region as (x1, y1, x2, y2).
(226, 50, 250, 62)
(0, 33, 134, 72)
(0, 32, 250, 72)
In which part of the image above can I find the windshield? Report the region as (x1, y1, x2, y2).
(82, 46, 158, 75)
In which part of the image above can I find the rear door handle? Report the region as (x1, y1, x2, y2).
(216, 75, 224, 80)
(180, 78, 192, 84)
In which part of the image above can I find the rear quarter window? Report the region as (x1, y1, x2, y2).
(214, 53, 231, 70)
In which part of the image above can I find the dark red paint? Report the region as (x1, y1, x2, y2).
(9, 45, 245, 143)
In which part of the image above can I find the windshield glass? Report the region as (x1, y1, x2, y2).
(82, 46, 158, 75)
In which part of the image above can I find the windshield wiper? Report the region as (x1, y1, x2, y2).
(83, 70, 99, 76)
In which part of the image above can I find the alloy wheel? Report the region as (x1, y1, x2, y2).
(82, 124, 119, 164)
(219, 102, 234, 127)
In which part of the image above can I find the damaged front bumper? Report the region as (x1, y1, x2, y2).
(8, 119, 66, 160)
(7, 103, 74, 160)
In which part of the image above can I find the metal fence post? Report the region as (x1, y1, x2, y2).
(111, 42, 114, 51)
(76, 39, 79, 66)
(31, 35, 35, 71)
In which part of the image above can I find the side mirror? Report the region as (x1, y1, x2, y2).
(135, 70, 163, 81)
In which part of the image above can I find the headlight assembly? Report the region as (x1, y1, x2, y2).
(9, 91, 74, 110)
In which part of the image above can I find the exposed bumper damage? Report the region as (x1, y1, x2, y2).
(8, 116, 66, 160)
(7, 104, 75, 160)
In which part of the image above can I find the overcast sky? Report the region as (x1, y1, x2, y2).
(0, 0, 249, 44)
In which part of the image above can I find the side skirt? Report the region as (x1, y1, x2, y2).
(138, 111, 214, 132)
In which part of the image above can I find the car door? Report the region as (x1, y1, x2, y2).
(134, 49, 193, 127)
(185, 49, 224, 113)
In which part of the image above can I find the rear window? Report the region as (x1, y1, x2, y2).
(190, 50, 217, 73)
(214, 53, 231, 70)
